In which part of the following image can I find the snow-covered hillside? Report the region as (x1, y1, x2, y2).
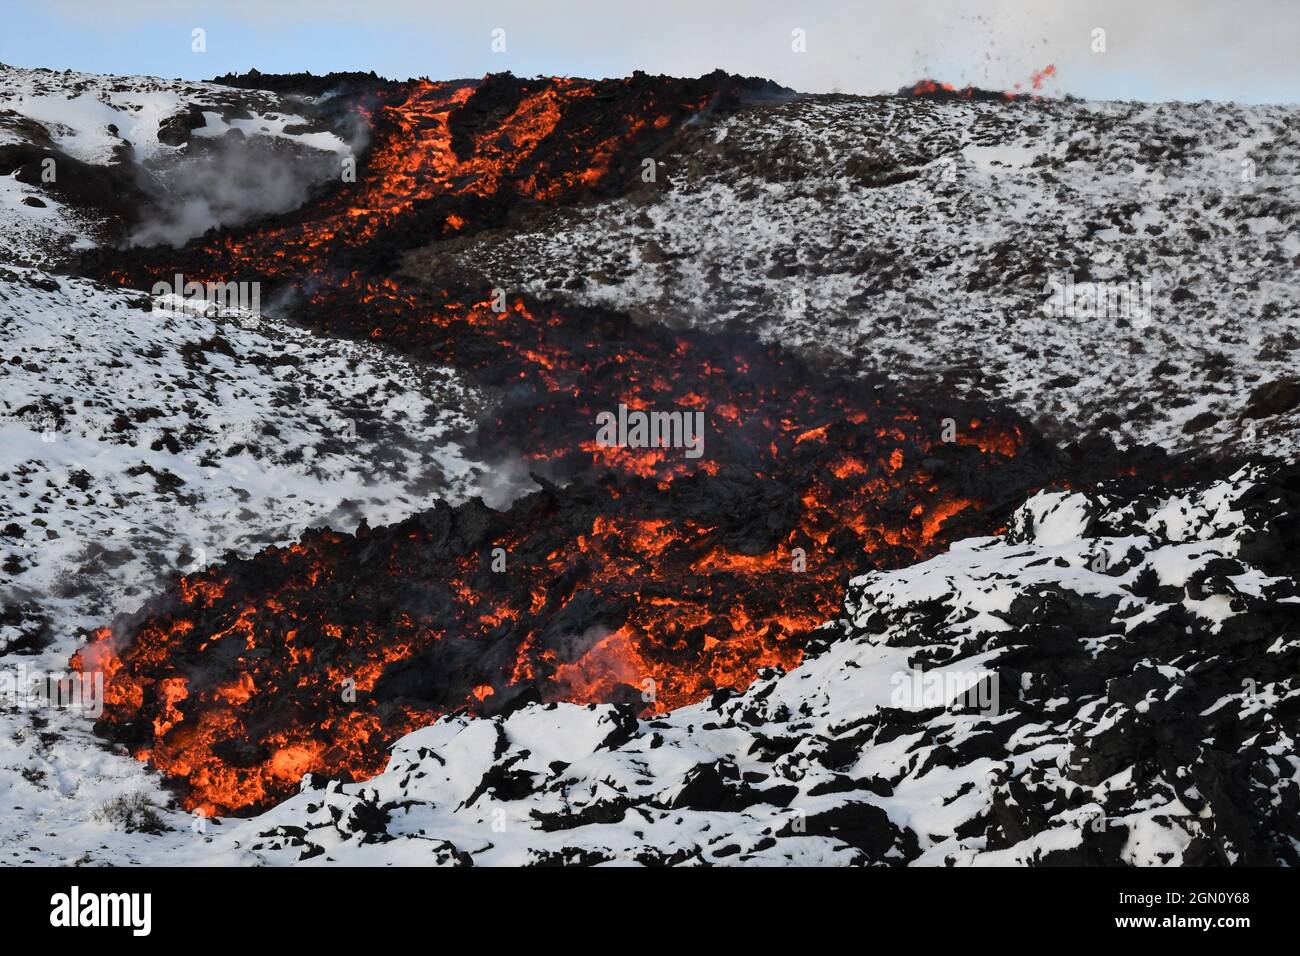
(405, 93, 1300, 458)
(0, 62, 354, 259)
(0, 65, 502, 865)
(0, 266, 486, 635)
(1, 66, 1296, 867)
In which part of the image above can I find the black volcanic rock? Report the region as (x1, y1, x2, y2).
(1243, 377, 1300, 420)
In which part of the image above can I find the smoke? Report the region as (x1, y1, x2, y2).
(128, 136, 340, 248)
(474, 452, 544, 511)
(128, 100, 369, 248)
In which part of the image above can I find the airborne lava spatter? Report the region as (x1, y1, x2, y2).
(906, 65, 1056, 101)
(76, 71, 1114, 816)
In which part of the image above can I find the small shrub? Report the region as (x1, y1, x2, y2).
(93, 792, 171, 834)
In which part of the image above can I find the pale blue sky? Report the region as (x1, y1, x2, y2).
(2, 1, 1298, 104)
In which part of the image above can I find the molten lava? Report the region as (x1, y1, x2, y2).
(76, 71, 1082, 816)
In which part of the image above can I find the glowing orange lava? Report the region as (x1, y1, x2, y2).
(78, 72, 1044, 815)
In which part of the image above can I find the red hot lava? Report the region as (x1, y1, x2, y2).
(76, 71, 1093, 816)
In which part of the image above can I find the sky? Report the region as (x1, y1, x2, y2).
(2, 0, 1299, 104)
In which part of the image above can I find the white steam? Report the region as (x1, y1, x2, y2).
(129, 105, 368, 248)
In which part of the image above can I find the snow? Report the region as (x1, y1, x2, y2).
(406, 93, 1300, 458)
(0, 62, 356, 258)
(3, 92, 172, 164)
(0, 63, 339, 164)
(0, 171, 97, 265)
(1019, 491, 1093, 547)
(0, 268, 488, 633)
(191, 110, 348, 154)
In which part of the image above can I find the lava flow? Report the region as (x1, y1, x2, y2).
(73, 70, 1140, 816)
